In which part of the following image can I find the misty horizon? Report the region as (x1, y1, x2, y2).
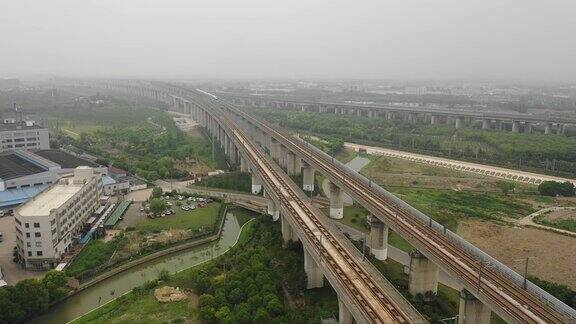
(1, 0, 575, 82)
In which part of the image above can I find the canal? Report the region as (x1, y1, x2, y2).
(35, 213, 244, 323)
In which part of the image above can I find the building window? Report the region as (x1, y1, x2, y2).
(35, 242, 42, 248)
(27, 251, 32, 257)
(34, 222, 40, 228)
(34, 232, 41, 238)
(26, 233, 30, 238)
(26, 242, 31, 248)
(25, 223, 29, 228)
(36, 251, 43, 256)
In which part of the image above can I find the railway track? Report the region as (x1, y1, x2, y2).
(99, 82, 573, 323)
(211, 102, 418, 323)
(217, 100, 572, 324)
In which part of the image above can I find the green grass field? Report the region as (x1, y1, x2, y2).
(66, 235, 128, 277)
(391, 188, 535, 230)
(136, 202, 222, 234)
(534, 217, 576, 233)
(337, 205, 369, 232)
(72, 290, 196, 324)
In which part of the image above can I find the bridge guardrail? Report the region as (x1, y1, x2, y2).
(295, 134, 576, 319)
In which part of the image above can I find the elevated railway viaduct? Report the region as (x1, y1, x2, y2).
(217, 92, 575, 135)
(88, 80, 576, 324)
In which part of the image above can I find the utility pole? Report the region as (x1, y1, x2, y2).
(514, 257, 535, 290)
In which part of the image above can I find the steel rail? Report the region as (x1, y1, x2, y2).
(218, 99, 571, 324)
(201, 100, 416, 323)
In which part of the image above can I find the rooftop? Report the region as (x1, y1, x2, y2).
(0, 122, 45, 132)
(35, 150, 100, 168)
(0, 153, 46, 180)
(18, 177, 85, 217)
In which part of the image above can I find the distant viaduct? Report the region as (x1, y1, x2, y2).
(218, 93, 574, 135)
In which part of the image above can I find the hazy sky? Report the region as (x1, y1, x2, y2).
(1, 0, 575, 81)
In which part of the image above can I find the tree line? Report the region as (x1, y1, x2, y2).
(0, 270, 68, 324)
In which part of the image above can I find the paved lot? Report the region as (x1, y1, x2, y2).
(117, 202, 147, 229)
(125, 188, 152, 202)
(116, 189, 152, 229)
(0, 216, 44, 285)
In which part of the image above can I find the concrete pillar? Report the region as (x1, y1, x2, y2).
(481, 119, 490, 130)
(302, 163, 315, 192)
(329, 181, 344, 219)
(240, 156, 248, 172)
(408, 113, 417, 125)
(279, 145, 288, 168)
(369, 216, 389, 260)
(251, 173, 262, 195)
(386, 111, 394, 120)
(304, 248, 324, 289)
(455, 116, 463, 129)
(338, 298, 354, 324)
(408, 250, 439, 298)
(524, 122, 532, 133)
(544, 122, 551, 134)
(229, 140, 237, 165)
(458, 289, 491, 324)
(281, 214, 292, 244)
(286, 151, 299, 175)
(511, 121, 519, 133)
(367, 110, 374, 118)
(270, 138, 280, 161)
(223, 134, 230, 155)
(264, 192, 280, 221)
(557, 123, 565, 135)
(430, 115, 437, 125)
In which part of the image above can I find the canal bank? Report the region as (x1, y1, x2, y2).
(33, 213, 250, 324)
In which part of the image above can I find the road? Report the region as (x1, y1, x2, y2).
(0, 216, 44, 284)
(510, 207, 576, 237)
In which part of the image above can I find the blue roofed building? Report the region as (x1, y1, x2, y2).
(0, 149, 107, 210)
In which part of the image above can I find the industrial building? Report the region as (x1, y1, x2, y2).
(0, 149, 106, 210)
(14, 167, 101, 270)
(0, 119, 49, 152)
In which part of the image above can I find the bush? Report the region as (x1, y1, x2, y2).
(538, 181, 575, 197)
(152, 187, 163, 198)
(149, 198, 167, 214)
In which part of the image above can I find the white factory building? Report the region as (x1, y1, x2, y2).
(0, 119, 49, 152)
(14, 167, 102, 270)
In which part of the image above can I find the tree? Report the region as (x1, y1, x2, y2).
(253, 307, 271, 322)
(152, 187, 163, 198)
(42, 270, 68, 302)
(234, 303, 252, 323)
(0, 286, 25, 324)
(215, 306, 232, 323)
(12, 279, 49, 319)
(149, 198, 167, 214)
